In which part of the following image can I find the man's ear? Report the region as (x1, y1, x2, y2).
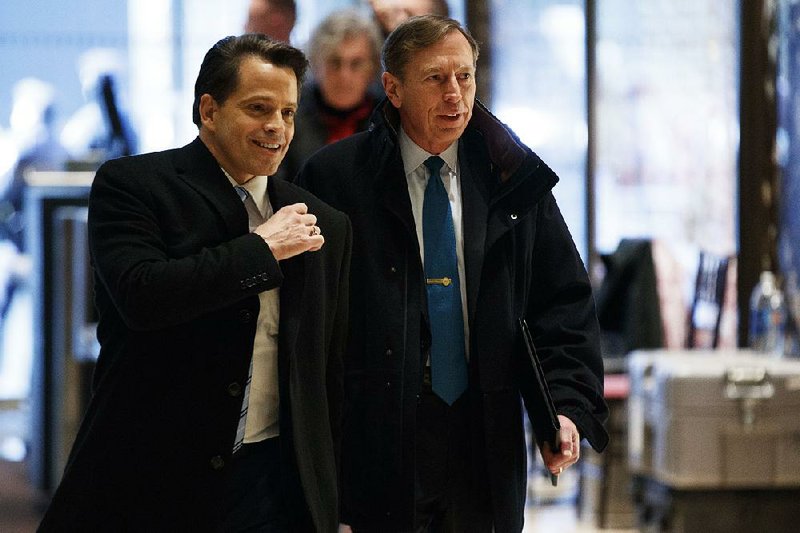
(382, 71, 402, 109)
(198, 93, 218, 130)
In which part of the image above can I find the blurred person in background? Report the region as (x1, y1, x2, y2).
(368, 0, 450, 38)
(0, 78, 67, 323)
(2, 78, 68, 251)
(59, 48, 138, 168)
(277, 9, 382, 181)
(245, 0, 297, 43)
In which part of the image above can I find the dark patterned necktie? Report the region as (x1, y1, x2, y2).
(233, 186, 255, 452)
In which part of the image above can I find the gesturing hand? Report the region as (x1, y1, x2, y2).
(255, 203, 324, 261)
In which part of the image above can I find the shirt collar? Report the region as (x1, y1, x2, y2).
(398, 128, 459, 176)
(222, 169, 269, 215)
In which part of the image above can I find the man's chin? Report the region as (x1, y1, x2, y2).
(436, 120, 467, 134)
(256, 158, 283, 178)
(435, 128, 465, 144)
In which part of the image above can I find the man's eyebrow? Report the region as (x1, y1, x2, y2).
(245, 92, 275, 102)
(241, 94, 277, 103)
(421, 63, 475, 75)
(421, 65, 442, 75)
(240, 94, 297, 107)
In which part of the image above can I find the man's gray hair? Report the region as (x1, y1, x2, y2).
(382, 15, 480, 80)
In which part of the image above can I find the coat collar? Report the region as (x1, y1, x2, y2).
(368, 98, 559, 220)
(173, 137, 314, 232)
(369, 97, 556, 187)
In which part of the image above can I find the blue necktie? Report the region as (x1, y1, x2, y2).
(423, 156, 468, 405)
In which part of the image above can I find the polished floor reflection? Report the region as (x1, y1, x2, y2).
(0, 289, 633, 532)
(0, 463, 632, 533)
(0, 436, 634, 533)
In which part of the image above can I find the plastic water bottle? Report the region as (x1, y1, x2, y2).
(749, 271, 787, 356)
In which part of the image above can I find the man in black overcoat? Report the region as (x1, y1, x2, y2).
(38, 34, 351, 532)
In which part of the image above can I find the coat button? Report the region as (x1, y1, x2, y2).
(385, 349, 393, 357)
(386, 381, 391, 389)
(238, 309, 252, 323)
(210, 455, 225, 470)
(389, 266, 397, 274)
(510, 213, 518, 220)
(227, 382, 242, 397)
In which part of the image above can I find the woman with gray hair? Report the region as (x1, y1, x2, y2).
(277, 9, 383, 181)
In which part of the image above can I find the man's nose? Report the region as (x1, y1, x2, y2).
(443, 74, 462, 102)
(262, 111, 285, 134)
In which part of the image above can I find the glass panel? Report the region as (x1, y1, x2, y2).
(776, 0, 800, 354)
(128, 0, 174, 153)
(595, 0, 738, 255)
(491, 0, 588, 262)
(594, 0, 739, 346)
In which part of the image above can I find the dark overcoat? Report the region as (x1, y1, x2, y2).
(38, 138, 351, 532)
(296, 99, 609, 532)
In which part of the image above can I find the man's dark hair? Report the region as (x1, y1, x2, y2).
(382, 15, 479, 80)
(192, 33, 308, 127)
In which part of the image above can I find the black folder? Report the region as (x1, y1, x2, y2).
(518, 317, 561, 486)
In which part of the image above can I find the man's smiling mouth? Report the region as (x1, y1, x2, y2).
(253, 139, 281, 150)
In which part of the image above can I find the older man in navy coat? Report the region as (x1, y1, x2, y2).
(296, 15, 608, 533)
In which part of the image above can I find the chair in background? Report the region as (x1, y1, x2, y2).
(686, 252, 730, 349)
(595, 238, 665, 357)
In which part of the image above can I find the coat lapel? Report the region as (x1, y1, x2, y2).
(378, 150, 418, 244)
(269, 177, 306, 360)
(174, 137, 248, 237)
(459, 133, 491, 325)
(371, 104, 421, 245)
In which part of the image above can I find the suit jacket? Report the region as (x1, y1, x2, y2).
(38, 138, 351, 532)
(295, 99, 608, 532)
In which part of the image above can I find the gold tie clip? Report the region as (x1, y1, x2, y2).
(426, 277, 452, 286)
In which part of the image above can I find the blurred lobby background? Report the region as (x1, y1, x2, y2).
(1, 0, 799, 531)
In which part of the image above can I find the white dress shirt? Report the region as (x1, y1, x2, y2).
(224, 171, 280, 442)
(398, 128, 470, 357)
